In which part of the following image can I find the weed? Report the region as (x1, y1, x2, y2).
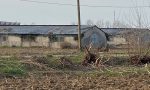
(0, 57, 27, 76)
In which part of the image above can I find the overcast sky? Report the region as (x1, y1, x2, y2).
(0, 0, 150, 25)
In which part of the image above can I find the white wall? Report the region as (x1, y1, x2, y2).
(64, 36, 78, 47)
(0, 35, 50, 47)
(8, 35, 21, 46)
(22, 36, 49, 47)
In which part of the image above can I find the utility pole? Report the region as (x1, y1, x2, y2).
(77, 0, 81, 51)
(113, 10, 116, 28)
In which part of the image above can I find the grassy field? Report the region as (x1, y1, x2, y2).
(0, 47, 150, 89)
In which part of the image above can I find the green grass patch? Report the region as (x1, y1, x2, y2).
(45, 55, 62, 69)
(45, 52, 84, 69)
(67, 65, 150, 77)
(68, 52, 84, 64)
(0, 57, 27, 76)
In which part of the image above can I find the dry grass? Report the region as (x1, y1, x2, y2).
(0, 47, 150, 89)
(0, 47, 78, 56)
(0, 72, 149, 90)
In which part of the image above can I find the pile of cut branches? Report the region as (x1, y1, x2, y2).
(82, 46, 97, 66)
(130, 50, 150, 65)
(81, 46, 110, 67)
(20, 56, 51, 71)
(130, 55, 150, 65)
(59, 57, 74, 67)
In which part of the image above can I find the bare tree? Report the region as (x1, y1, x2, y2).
(105, 21, 112, 28)
(113, 20, 129, 28)
(125, 0, 150, 28)
(86, 19, 94, 26)
(96, 20, 104, 28)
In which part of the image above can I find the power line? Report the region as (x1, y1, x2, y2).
(20, 0, 150, 8)
(21, 0, 76, 6)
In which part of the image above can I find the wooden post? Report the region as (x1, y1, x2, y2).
(77, 0, 81, 51)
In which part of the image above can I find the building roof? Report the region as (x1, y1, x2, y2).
(0, 21, 20, 25)
(2, 25, 149, 36)
(101, 28, 150, 36)
(0, 25, 97, 35)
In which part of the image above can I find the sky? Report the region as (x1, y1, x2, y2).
(0, 0, 150, 25)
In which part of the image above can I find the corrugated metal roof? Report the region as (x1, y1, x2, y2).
(0, 25, 94, 35)
(101, 28, 150, 36)
(1, 25, 148, 36)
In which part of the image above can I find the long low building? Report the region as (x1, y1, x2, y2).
(0, 25, 108, 49)
(101, 28, 150, 49)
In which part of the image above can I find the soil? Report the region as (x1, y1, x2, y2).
(0, 48, 149, 90)
(0, 73, 149, 90)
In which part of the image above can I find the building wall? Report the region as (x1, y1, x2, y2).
(50, 36, 78, 49)
(125, 32, 150, 49)
(81, 27, 107, 49)
(0, 35, 8, 46)
(36, 36, 49, 46)
(0, 35, 78, 48)
(21, 35, 49, 47)
(64, 36, 78, 47)
(107, 30, 150, 49)
(0, 35, 21, 47)
(0, 35, 50, 47)
(8, 35, 21, 47)
(108, 36, 127, 45)
(51, 42, 63, 49)
(22, 36, 49, 47)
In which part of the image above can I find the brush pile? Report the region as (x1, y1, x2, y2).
(130, 49, 150, 65)
(130, 55, 150, 65)
(20, 56, 50, 71)
(59, 57, 74, 67)
(82, 46, 97, 66)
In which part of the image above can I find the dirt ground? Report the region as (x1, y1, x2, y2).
(0, 47, 150, 90)
(0, 73, 149, 90)
(0, 47, 78, 56)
